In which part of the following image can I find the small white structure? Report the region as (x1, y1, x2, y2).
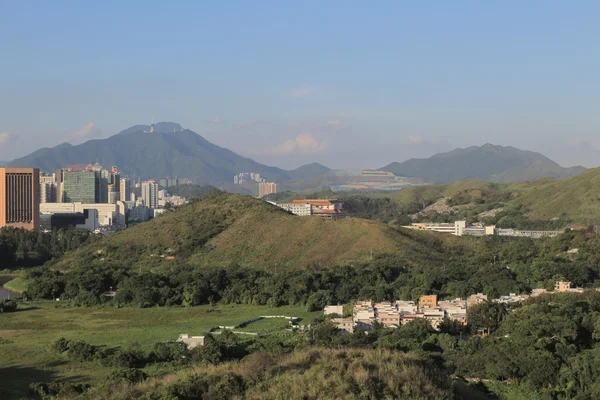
(177, 334, 205, 349)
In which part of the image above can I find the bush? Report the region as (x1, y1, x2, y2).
(106, 368, 148, 384)
(0, 299, 17, 313)
(151, 341, 188, 363)
(66, 340, 97, 362)
(52, 337, 71, 353)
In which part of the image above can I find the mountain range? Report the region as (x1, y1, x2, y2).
(380, 143, 585, 184)
(8, 122, 330, 185)
(8, 123, 586, 185)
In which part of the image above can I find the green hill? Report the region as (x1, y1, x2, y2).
(392, 168, 600, 227)
(54, 192, 448, 271)
(381, 143, 584, 184)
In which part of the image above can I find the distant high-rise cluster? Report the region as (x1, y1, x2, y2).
(233, 172, 264, 185)
(1, 162, 188, 232)
(258, 181, 277, 198)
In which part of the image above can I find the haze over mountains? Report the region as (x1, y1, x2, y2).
(9, 122, 585, 185)
(380, 143, 585, 184)
(8, 122, 327, 185)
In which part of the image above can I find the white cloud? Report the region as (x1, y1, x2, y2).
(405, 135, 444, 145)
(573, 136, 600, 150)
(291, 85, 318, 98)
(326, 120, 344, 127)
(64, 122, 102, 143)
(0, 132, 11, 145)
(260, 133, 328, 156)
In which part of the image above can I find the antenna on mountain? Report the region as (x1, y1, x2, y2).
(149, 116, 155, 133)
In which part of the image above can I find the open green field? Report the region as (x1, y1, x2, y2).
(3, 277, 28, 293)
(0, 302, 320, 399)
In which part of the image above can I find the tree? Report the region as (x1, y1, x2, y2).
(467, 302, 508, 334)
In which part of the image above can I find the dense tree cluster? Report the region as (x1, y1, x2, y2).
(23, 230, 600, 310)
(0, 227, 99, 268)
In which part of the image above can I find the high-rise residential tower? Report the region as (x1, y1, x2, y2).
(119, 178, 132, 202)
(0, 168, 40, 230)
(258, 182, 277, 198)
(141, 180, 159, 208)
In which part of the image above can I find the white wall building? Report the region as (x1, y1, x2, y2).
(40, 202, 125, 227)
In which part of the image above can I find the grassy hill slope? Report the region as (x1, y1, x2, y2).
(391, 168, 600, 227)
(84, 348, 458, 400)
(55, 192, 446, 271)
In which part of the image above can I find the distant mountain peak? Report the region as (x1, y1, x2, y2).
(380, 144, 585, 184)
(7, 123, 327, 186)
(118, 122, 184, 136)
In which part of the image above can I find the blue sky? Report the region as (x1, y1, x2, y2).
(1, 1, 599, 168)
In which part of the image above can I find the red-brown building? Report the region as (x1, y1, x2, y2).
(0, 168, 40, 230)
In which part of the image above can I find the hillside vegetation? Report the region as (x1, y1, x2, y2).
(54, 192, 442, 272)
(392, 168, 600, 228)
(61, 348, 458, 400)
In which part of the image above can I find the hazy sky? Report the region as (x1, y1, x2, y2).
(1, 1, 599, 169)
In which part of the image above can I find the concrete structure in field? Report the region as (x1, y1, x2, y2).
(324, 305, 343, 317)
(0, 168, 40, 230)
(258, 181, 277, 198)
(177, 334, 205, 349)
(142, 180, 159, 208)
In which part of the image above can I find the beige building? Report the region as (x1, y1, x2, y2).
(467, 293, 488, 308)
(0, 168, 40, 230)
(258, 182, 277, 198)
(331, 318, 354, 334)
(177, 334, 205, 349)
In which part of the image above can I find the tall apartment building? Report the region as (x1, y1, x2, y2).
(0, 168, 40, 230)
(108, 184, 118, 204)
(39, 174, 57, 203)
(119, 178, 132, 202)
(141, 180, 159, 208)
(258, 182, 277, 198)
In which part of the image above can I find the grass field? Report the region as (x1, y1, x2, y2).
(3, 277, 28, 293)
(0, 302, 320, 399)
